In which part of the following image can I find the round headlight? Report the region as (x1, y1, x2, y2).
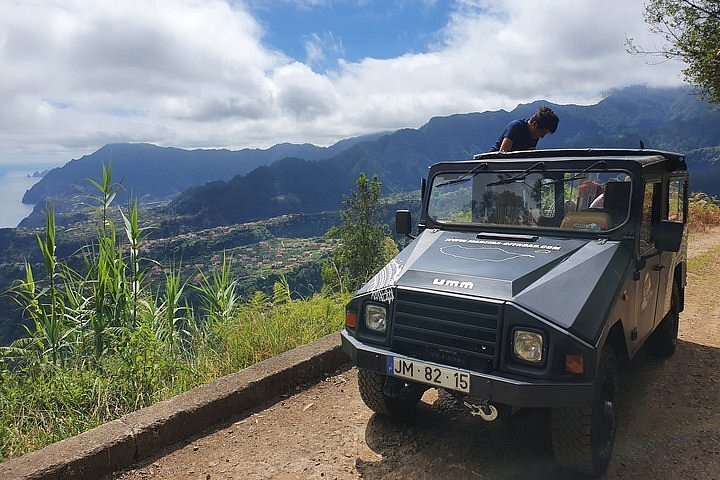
(513, 329, 544, 363)
(364, 304, 387, 333)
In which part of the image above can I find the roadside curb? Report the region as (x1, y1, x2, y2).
(0, 332, 349, 480)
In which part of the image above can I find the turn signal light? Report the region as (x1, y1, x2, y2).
(345, 310, 358, 328)
(565, 354, 584, 374)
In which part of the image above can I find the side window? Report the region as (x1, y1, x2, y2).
(639, 181, 661, 252)
(667, 178, 686, 222)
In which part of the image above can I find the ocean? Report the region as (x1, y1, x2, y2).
(0, 170, 41, 228)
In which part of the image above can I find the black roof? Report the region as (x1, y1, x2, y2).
(470, 148, 686, 171)
(474, 148, 683, 162)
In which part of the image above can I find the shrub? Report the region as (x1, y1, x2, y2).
(688, 192, 720, 232)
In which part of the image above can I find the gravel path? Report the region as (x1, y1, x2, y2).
(116, 230, 720, 480)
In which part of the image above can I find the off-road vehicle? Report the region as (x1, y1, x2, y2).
(341, 148, 688, 476)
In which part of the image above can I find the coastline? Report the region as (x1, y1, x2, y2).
(0, 171, 41, 228)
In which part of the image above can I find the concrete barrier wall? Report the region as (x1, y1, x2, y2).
(0, 332, 348, 480)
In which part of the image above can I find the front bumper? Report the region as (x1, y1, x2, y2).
(342, 330, 594, 408)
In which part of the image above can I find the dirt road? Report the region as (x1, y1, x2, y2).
(116, 231, 720, 480)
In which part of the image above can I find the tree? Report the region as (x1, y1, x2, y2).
(629, 0, 720, 104)
(324, 173, 389, 292)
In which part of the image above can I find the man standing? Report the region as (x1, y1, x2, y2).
(490, 106, 559, 152)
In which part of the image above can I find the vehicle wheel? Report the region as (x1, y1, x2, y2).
(552, 346, 619, 477)
(357, 368, 423, 418)
(647, 283, 680, 358)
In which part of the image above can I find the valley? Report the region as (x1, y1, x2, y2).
(0, 195, 420, 346)
(0, 209, 336, 345)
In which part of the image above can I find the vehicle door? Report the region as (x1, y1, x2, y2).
(655, 176, 688, 319)
(633, 179, 663, 347)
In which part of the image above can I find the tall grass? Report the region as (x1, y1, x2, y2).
(0, 293, 347, 461)
(0, 165, 349, 462)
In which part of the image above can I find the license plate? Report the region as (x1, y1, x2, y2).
(387, 356, 471, 393)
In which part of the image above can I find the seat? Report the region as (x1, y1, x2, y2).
(603, 181, 631, 224)
(560, 211, 612, 231)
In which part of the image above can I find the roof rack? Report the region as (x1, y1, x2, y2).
(473, 148, 684, 163)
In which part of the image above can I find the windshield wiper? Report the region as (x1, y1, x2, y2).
(434, 162, 488, 188)
(486, 161, 545, 187)
(550, 160, 607, 184)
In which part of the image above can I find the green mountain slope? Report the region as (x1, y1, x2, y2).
(169, 86, 720, 226)
(21, 133, 387, 210)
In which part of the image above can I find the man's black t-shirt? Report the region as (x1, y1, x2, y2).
(490, 119, 538, 152)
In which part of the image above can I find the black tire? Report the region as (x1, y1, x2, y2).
(552, 346, 619, 477)
(647, 282, 680, 358)
(357, 368, 423, 418)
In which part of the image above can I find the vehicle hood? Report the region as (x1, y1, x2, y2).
(357, 229, 632, 338)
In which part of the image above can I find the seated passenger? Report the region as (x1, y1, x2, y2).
(590, 176, 630, 209)
(590, 194, 604, 208)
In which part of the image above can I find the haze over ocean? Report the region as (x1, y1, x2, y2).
(0, 170, 40, 228)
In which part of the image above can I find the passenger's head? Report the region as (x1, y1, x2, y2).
(529, 106, 559, 138)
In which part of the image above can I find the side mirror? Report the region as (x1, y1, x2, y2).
(653, 220, 684, 252)
(396, 209, 412, 236)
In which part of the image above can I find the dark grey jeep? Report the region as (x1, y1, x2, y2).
(341, 148, 688, 476)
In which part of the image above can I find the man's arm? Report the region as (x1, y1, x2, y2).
(499, 137, 536, 152)
(499, 137, 514, 152)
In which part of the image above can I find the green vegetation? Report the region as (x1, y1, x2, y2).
(0, 291, 347, 462)
(687, 243, 720, 279)
(323, 173, 398, 293)
(0, 167, 351, 462)
(689, 192, 720, 232)
(631, 0, 720, 105)
(0, 206, 341, 346)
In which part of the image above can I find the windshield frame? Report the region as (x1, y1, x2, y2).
(424, 159, 635, 236)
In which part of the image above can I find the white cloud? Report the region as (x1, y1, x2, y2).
(0, 0, 686, 167)
(273, 62, 339, 119)
(304, 31, 344, 70)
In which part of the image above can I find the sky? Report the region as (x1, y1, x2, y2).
(0, 0, 687, 169)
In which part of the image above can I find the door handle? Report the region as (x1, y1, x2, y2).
(653, 264, 665, 271)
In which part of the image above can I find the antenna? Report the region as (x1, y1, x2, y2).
(639, 140, 645, 149)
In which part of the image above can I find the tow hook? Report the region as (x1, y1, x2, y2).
(463, 400, 499, 421)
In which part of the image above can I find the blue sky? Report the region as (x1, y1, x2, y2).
(0, 0, 686, 168)
(247, 1, 450, 69)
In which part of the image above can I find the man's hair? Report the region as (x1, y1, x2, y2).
(530, 106, 559, 133)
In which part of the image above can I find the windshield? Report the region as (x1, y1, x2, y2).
(428, 167, 632, 232)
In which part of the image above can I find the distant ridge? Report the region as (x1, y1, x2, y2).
(18, 86, 720, 229)
(167, 86, 720, 226)
(21, 132, 388, 206)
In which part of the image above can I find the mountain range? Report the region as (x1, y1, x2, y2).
(17, 85, 720, 230)
(20, 132, 387, 214)
(168, 85, 720, 227)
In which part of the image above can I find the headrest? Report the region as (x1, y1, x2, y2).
(560, 211, 612, 231)
(603, 181, 631, 213)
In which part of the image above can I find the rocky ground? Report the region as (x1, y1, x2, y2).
(116, 229, 720, 480)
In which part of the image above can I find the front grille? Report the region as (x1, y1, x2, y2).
(391, 289, 502, 372)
